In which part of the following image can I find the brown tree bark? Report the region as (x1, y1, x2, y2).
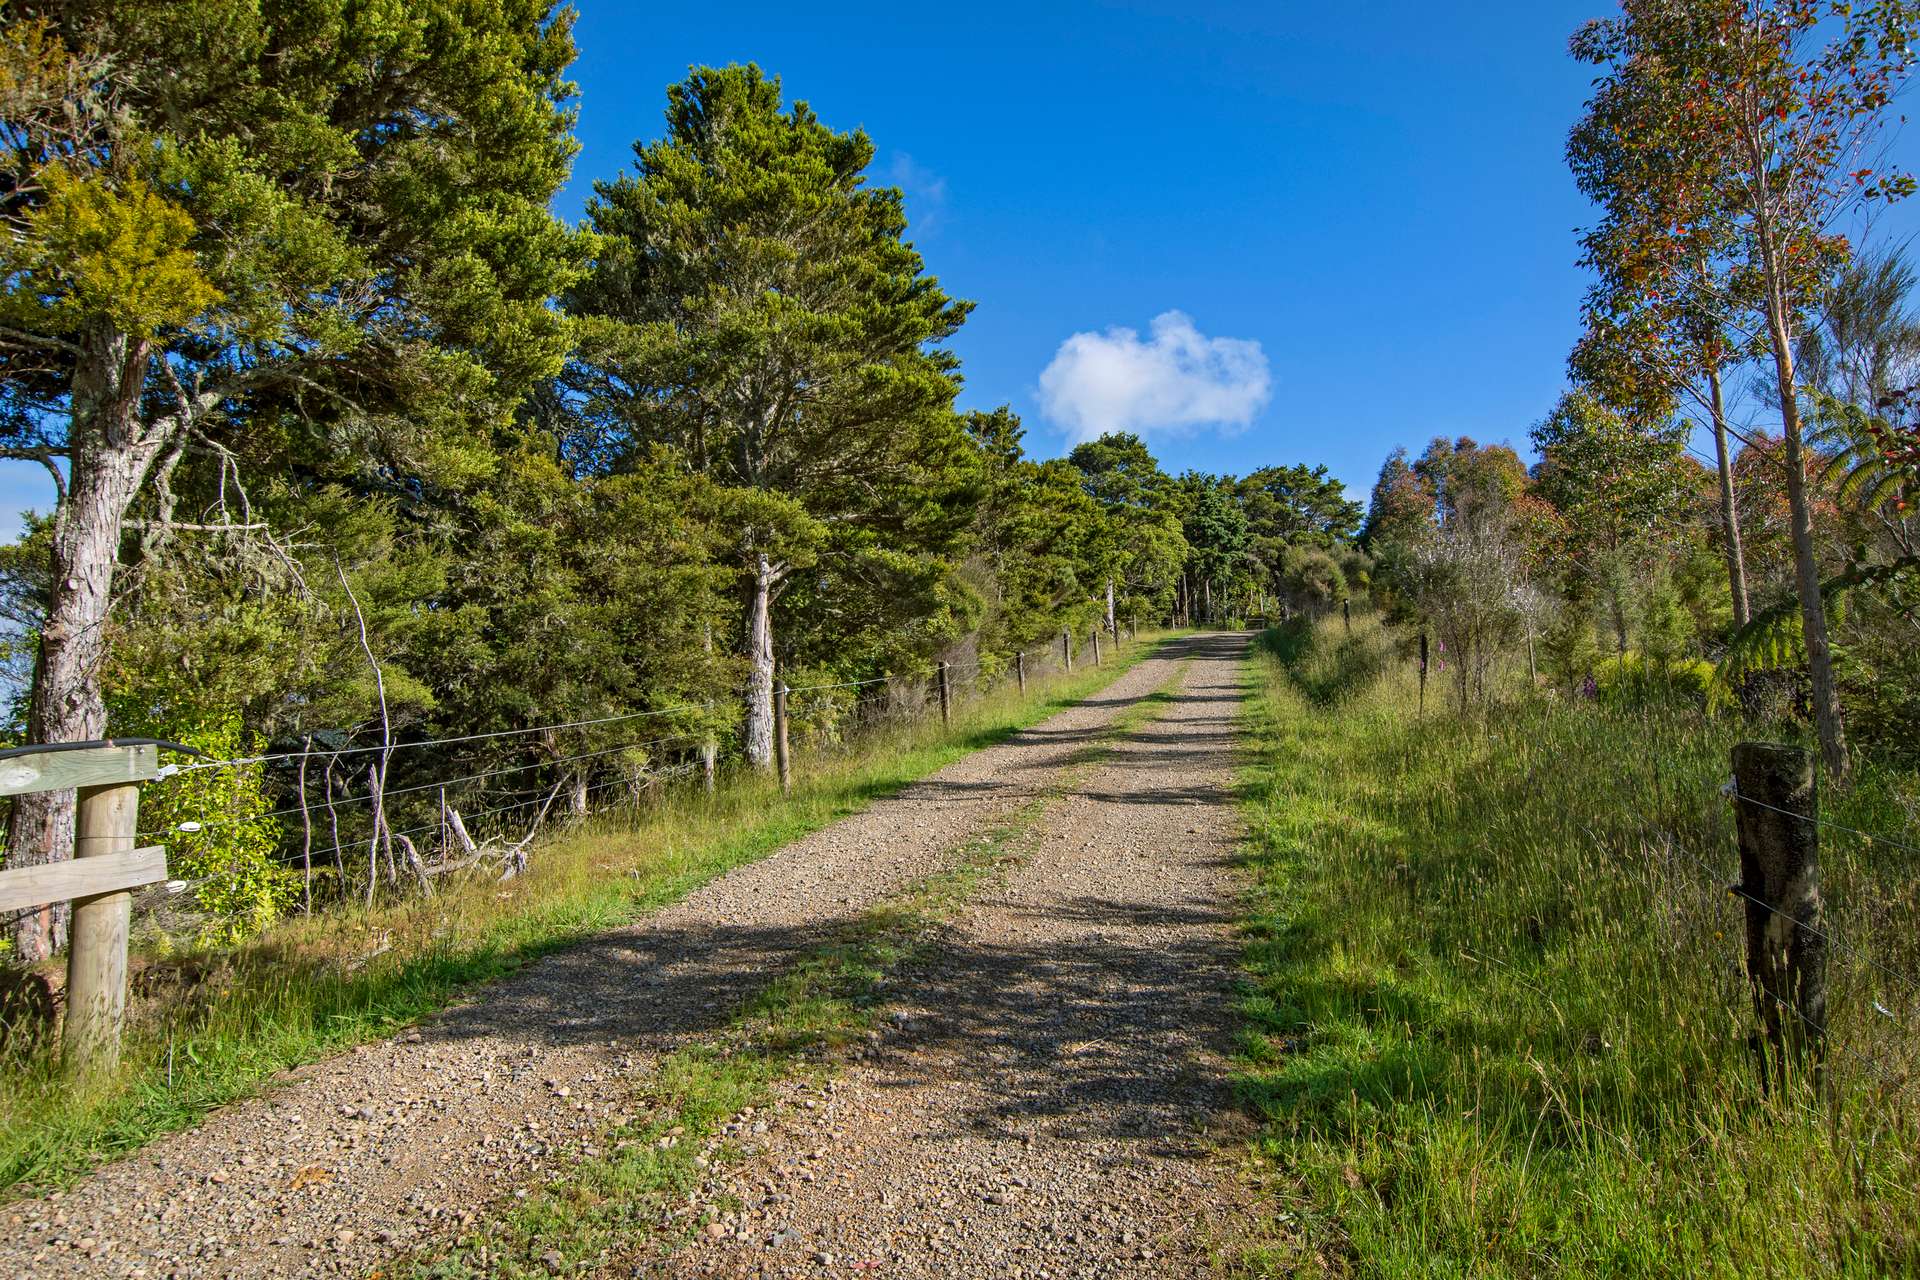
(1706, 363, 1752, 629)
(743, 552, 778, 769)
(1757, 262, 1851, 784)
(7, 325, 164, 963)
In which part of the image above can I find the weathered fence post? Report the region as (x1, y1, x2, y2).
(1062, 628, 1072, 672)
(0, 742, 167, 1078)
(1730, 742, 1827, 1079)
(1091, 628, 1101, 666)
(1417, 630, 1429, 719)
(1015, 650, 1026, 695)
(774, 680, 792, 796)
(67, 778, 141, 1076)
(937, 661, 952, 729)
(1342, 599, 1351, 633)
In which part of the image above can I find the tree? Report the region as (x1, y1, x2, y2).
(1569, 0, 1920, 783)
(565, 65, 972, 768)
(1238, 463, 1362, 550)
(1799, 248, 1920, 411)
(1568, 37, 1760, 630)
(0, 2, 584, 961)
(1066, 432, 1184, 630)
(1530, 391, 1695, 653)
(1173, 473, 1249, 625)
(1361, 447, 1435, 551)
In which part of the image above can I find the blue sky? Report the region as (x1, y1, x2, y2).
(2, 2, 1915, 533)
(555, 0, 1615, 499)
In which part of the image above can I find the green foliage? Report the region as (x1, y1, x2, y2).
(1593, 650, 1715, 710)
(1, 168, 220, 338)
(1539, 596, 1601, 697)
(1257, 613, 1392, 707)
(135, 717, 291, 945)
(1276, 545, 1346, 613)
(1530, 391, 1693, 562)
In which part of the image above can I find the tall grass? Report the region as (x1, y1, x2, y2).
(1237, 613, 1920, 1278)
(0, 635, 1175, 1197)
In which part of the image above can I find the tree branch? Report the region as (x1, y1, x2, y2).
(0, 445, 68, 507)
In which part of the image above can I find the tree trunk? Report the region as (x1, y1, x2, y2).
(6, 326, 157, 963)
(1105, 577, 1117, 637)
(1762, 289, 1852, 784)
(1707, 362, 1752, 628)
(743, 553, 777, 770)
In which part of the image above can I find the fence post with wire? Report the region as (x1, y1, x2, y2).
(1730, 741, 1827, 1076)
(93, 627, 1157, 941)
(0, 741, 169, 1077)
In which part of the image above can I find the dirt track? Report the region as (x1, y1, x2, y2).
(0, 633, 1255, 1278)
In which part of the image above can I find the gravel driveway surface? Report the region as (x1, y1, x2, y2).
(671, 632, 1258, 1277)
(0, 638, 1214, 1279)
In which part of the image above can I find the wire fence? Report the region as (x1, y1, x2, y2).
(136, 622, 1146, 912)
(1593, 776, 1920, 1102)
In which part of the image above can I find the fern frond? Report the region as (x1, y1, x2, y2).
(1709, 556, 1920, 707)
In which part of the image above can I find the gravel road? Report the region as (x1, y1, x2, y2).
(0, 636, 1241, 1279)
(668, 632, 1258, 1277)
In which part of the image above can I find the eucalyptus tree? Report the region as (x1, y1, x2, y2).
(566, 65, 972, 768)
(1569, 0, 1920, 783)
(0, 2, 584, 960)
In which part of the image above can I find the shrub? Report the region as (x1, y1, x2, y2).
(1594, 650, 1715, 709)
(133, 715, 291, 946)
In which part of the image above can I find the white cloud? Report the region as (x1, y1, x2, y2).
(1037, 311, 1271, 443)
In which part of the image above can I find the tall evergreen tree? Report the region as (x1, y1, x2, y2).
(565, 65, 972, 768)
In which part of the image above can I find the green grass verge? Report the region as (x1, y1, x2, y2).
(403, 662, 1190, 1277)
(0, 635, 1183, 1199)
(1234, 614, 1920, 1279)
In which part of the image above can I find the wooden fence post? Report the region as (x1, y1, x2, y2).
(1092, 628, 1101, 666)
(0, 743, 166, 1078)
(1015, 650, 1026, 695)
(774, 680, 792, 796)
(1731, 742, 1827, 1078)
(66, 778, 141, 1076)
(1418, 630, 1429, 719)
(1062, 628, 1072, 672)
(937, 661, 951, 728)
(1343, 599, 1351, 633)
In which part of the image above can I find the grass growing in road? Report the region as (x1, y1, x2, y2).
(0, 636, 1178, 1199)
(405, 664, 1189, 1277)
(1235, 614, 1920, 1278)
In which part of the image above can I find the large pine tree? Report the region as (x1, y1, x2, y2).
(565, 65, 973, 767)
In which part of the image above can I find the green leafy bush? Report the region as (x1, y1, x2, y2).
(134, 716, 290, 946)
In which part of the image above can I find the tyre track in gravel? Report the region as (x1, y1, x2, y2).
(669, 631, 1260, 1278)
(0, 641, 1198, 1280)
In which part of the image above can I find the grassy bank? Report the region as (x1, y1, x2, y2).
(1235, 614, 1920, 1278)
(0, 634, 1177, 1198)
